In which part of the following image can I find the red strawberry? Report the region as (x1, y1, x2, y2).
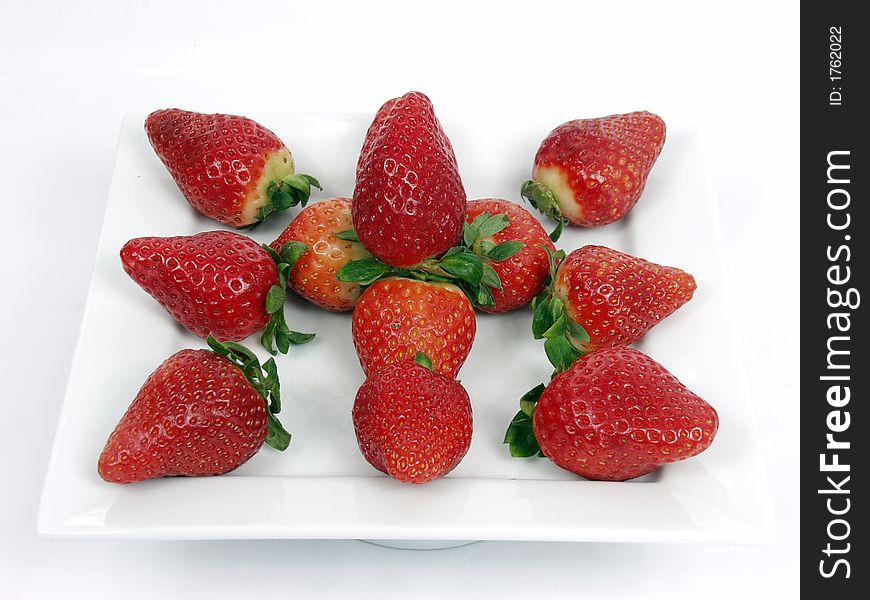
(356, 97, 397, 175)
(352, 278, 476, 378)
(99, 338, 290, 484)
(532, 245, 695, 371)
(465, 199, 555, 313)
(353, 357, 473, 484)
(353, 91, 466, 267)
(121, 230, 313, 354)
(145, 108, 320, 227)
(522, 111, 665, 237)
(270, 198, 370, 312)
(505, 347, 718, 481)
(356, 96, 458, 177)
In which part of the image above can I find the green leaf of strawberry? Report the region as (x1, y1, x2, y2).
(206, 335, 291, 451)
(504, 383, 545, 458)
(439, 252, 484, 286)
(521, 180, 565, 242)
(544, 335, 582, 374)
(260, 242, 315, 355)
(265, 413, 291, 451)
(475, 212, 511, 239)
(414, 352, 433, 370)
(333, 229, 360, 243)
(335, 211, 526, 309)
(486, 240, 523, 262)
(336, 257, 394, 285)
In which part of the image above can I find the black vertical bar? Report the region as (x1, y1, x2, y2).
(802, 2, 865, 596)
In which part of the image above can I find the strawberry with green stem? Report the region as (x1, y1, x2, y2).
(351, 277, 476, 378)
(121, 230, 314, 355)
(531, 244, 696, 372)
(99, 336, 291, 484)
(353, 352, 473, 484)
(465, 199, 555, 313)
(504, 347, 718, 481)
(146, 108, 321, 228)
(522, 111, 666, 240)
(270, 198, 370, 312)
(506, 244, 699, 473)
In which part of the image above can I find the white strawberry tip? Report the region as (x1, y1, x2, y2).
(242, 150, 322, 228)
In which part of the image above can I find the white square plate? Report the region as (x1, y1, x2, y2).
(39, 111, 773, 543)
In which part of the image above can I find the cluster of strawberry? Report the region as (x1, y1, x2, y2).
(98, 91, 718, 486)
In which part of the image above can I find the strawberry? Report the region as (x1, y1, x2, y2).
(356, 97, 397, 175)
(353, 355, 473, 484)
(522, 111, 665, 238)
(504, 347, 718, 481)
(145, 108, 321, 227)
(532, 245, 695, 372)
(99, 337, 290, 484)
(465, 199, 555, 313)
(121, 230, 313, 354)
(351, 278, 476, 378)
(270, 198, 370, 312)
(353, 91, 466, 267)
(356, 96, 458, 177)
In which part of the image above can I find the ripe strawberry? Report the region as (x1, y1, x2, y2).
(99, 337, 290, 484)
(505, 347, 718, 481)
(353, 357, 473, 484)
(121, 230, 313, 354)
(465, 199, 555, 313)
(270, 198, 370, 312)
(145, 108, 320, 227)
(353, 91, 466, 267)
(356, 96, 458, 177)
(356, 97, 397, 175)
(522, 111, 666, 238)
(532, 245, 695, 371)
(352, 278, 476, 378)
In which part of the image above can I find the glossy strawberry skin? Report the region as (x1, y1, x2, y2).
(353, 91, 466, 268)
(353, 361, 473, 484)
(532, 112, 665, 227)
(356, 97, 398, 175)
(270, 198, 369, 312)
(352, 278, 476, 378)
(145, 108, 292, 227)
(533, 347, 718, 481)
(466, 199, 555, 313)
(357, 96, 458, 177)
(553, 245, 695, 351)
(121, 231, 276, 341)
(98, 349, 268, 484)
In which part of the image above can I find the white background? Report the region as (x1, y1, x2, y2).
(0, 1, 799, 598)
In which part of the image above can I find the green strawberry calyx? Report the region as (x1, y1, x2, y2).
(253, 173, 323, 227)
(414, 352, 434, 371)
(333, 212, 524, 309)
(260, 241, 316, 355)
(503, 383, 545, 458)
(521, 180, 565, 242)
(531, 246, 591, 375)
(206, 335, 291, 451)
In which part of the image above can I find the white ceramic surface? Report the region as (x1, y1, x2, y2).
(38, 112, 773, 543)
